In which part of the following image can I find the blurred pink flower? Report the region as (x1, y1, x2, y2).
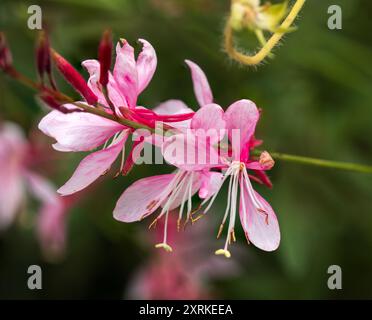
(0, 122, 70, 258)
(127, 217, 239, 300)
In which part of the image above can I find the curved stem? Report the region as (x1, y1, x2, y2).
(224, 0, 306, 65)
(253, 150, 372, 174)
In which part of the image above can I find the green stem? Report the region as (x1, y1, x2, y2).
(254, 150, 372, 174)
(74, 102, 154, 132)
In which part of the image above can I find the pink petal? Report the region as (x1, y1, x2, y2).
(136, 39, 157, 94)
(0, 123, 26, 229)
(38, 106, 125, 152)
(121, 139, 145, 176)
(58, 132, 128, 195)
(25, 172, 58, 203)
(82, 59, 128, 110)
(37, 200, 66, 258)
(114, 174, 175, 222)
(0, 169, 23, 229)
(224, 99, 260, 159)
(198, 171, 224, 199)
(162, 133, 221, 171)
(185, 60, 213, 107)
(191, 103, 226, 144)
(239, 181, 280, 252)
(24, 172, 67, 257)
(81, 59, 105, 105)
(254, 170, 273, 189)
(154, 100, 193, 115)
(154, 99, 194, 130)
(113, 41, 138, 108)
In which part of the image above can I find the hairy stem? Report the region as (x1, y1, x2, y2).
(224, 0, 306, 65)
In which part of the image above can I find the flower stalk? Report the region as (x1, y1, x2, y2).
(253, 150, 372, 174)
(224, 0, 306, 65)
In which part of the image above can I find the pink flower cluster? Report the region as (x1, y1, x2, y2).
(36, 35, 280, 258)
(1, 31, 280, 258)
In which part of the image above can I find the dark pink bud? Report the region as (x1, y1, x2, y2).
(39, 91, 81, 114)
(98, 29, 112, 87)
(0, 32, 13, 72)
(36, 31, 51, 82)
(51, 49, 98, 105)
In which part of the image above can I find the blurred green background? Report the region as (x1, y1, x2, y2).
(1, 0, 372, 299)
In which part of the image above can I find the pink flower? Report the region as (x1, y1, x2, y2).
(162, 61, 280, 257)
(113, 63, 227, 251)
(39, 38, 194, 196)
(0, 122, 68, 257)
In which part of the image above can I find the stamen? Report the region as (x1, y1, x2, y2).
(244, 232, 251, 245)
(223, 170, 239, 252)
(231, 229, 236, 242)
(190, 213, 203, 224)
(220, 172, 234, 228)
(102, 139, 109, 150)
(155, 243, 173, 252)
(240, 173, 247, 227)
(152, 171, 194, 249)
(162, 208, 170, 246)
(148, 217, 158, 230)
(186, 172, 194, 222)
(215, 249, 231, 258)
(119, 146, 126, 173)
(217, 223, 224, 239)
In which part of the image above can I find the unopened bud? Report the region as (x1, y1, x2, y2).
(98, 29, 112, 87)
(51, 49, 98, 105)
(36, 31, 51, 83)
(0, 32, 13, 72)
(259, 151, 275, 170)
(39, 90, 80, 114)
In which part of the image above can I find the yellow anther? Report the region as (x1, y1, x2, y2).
(155, 243, 173, 253)
(215, 249, 231, 258)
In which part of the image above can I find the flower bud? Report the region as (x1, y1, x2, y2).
(259, 151, 275, 170)
(36, 31, 51, 83)
(0, 32, 13, 72)
(98, 29, 112, 87)
(39, 90, 81, 114)
(51, 49, 98, 105)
